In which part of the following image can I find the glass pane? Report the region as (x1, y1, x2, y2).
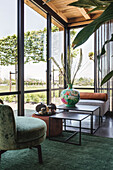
(51, 90, 63, 106)
(51, 20, 64, 89)
(24, 4, 47, 90)
(70, 28, 94, 90)
(0, 0, 17, 92)
(24, 92, 47, 116)
(0, 95, 18, 116)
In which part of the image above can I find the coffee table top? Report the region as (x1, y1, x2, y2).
(57, 104, 99, 112)
(50, 112, 90, 121)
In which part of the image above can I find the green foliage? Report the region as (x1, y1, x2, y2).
(0, 34, 17, 65)
(74, 77, 94, 86)
(0, 96, 5, 101)
(24, 30, 46, 64)
(0, 93, 46, 104)
(0, 30, 46, 66)
(101, 70, 113, 86)
(24, 79, 45, 86)
(25, 94, 31, 103)
(25, 93, 46, 104)
(3, 95, 16, 102)
(0, 25, 61, 66)
(33, 95, 40, 103)
(51, 25, 59, 32)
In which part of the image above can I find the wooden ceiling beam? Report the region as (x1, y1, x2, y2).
(77, 8, 91, 20)
(42, 0, 68, 22)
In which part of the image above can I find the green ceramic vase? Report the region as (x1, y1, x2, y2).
(60, 84, 80, 107)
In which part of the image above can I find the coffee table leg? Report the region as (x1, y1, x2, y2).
(91, 112, 93, 134)
(64, 119, 66, 131)
(99, 107, 101, 127)
(79, 120, 81, 145)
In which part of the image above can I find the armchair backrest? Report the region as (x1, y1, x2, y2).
(0, 105, 16, 149)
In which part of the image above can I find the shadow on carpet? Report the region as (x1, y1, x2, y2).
(0, 133, 113, 170)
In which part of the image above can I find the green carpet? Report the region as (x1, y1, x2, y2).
(1, 133, 113, 170)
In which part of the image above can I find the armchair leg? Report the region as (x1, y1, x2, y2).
(0, 150, 7, 159)
(36, 145, 43, 164)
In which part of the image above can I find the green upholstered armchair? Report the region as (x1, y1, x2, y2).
(0, 104, 47, 163)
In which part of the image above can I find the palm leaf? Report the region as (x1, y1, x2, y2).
(71, 2, 113, 49)
(101, 70, 113, 86)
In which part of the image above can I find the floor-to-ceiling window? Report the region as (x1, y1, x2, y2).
(24, 2, 47, 116)
(0, 0, 18, 115)
(0, 0, 65, 116)
(70, 28, 94, 93)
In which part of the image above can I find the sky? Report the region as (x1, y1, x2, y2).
(0, 0, 94, 81)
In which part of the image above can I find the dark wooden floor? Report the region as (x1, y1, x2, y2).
(65, 112, 113, 138)
(95, 112, 113, 138)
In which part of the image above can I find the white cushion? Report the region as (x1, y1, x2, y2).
(77, 99, 109, 116)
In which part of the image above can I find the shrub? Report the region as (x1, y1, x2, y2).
(38, 93, 46, 98)
(33, 95, 40, 103)
(25, 94, 31, 103)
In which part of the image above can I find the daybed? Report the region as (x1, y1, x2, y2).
(77, 92, 109, 117)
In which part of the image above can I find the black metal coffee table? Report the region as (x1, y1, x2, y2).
(57, 104, 100, 134)
(49, 112, 91, 145)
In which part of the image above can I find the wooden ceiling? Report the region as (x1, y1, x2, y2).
(25, 0, 103, 28)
